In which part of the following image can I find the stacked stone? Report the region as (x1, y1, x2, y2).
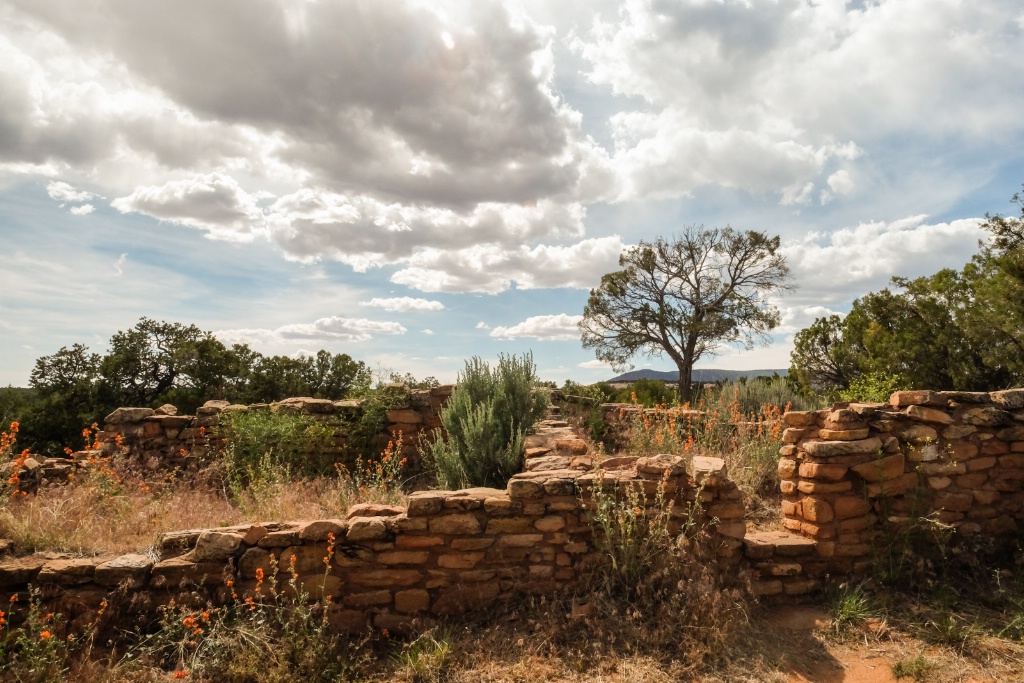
(96, 387, 453, 473)
(743, 530, 819, 597)
(778, 389, 1024, 577)
(0, 440, 745, 633)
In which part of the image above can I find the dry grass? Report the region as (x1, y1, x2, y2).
(0, 466, 406, 557)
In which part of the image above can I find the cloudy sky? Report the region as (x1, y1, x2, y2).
(2, 0, 1023, 387)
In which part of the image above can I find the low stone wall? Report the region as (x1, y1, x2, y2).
(91, 386, 453, 473)
(0, 420, 745, 633)
(746, 388, 1024, 596)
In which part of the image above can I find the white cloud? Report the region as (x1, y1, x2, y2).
(490, 313, 583, 341)
(422, 328, 435, 335)
(391, 236, 625, 293)
(47, 181, 95, 203)
(215, 316, 406, 346)
(112, 253, 126, 276)
(359, 297, 444, 313)
(475, 321, 491, 330)
(578, 358, 613, 369)
(782, 215, 984, 306)
(69, 203, 95, 215)
(111, 173, 265, 241)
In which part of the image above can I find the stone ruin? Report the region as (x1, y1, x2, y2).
(2, 387, 1024, 632)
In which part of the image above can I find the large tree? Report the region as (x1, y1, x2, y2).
(580, 227, 792, 403)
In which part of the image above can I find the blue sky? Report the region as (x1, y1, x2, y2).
(2, 0, 1023, 387)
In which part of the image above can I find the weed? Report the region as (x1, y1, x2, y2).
(890, 653, 932, 681)
(826, 583, 879, 634)
(220, 408, 337, 484)
(393, 628, 452, 683)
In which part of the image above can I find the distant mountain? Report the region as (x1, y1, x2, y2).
(606, 368, 787, 383)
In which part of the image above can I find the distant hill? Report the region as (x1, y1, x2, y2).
(606, 368, 787, 383)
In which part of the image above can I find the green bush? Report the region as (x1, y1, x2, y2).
(707, 376, 820, 414)
(220, 408, 337, 486)
(427, 353, 548, 489)
(838, 371, 904, 403)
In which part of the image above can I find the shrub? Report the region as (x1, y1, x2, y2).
(220, 409, 336, 486)
(427, 353, 548, 489)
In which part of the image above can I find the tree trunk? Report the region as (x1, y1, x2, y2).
(676, 358, 694, 404)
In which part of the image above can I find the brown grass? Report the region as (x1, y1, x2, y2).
(0, 466, 406, 557)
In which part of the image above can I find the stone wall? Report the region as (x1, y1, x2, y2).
(746, 388, 1024, 597)
(92, 385, 453, 473)
(0, 420, 745, 633)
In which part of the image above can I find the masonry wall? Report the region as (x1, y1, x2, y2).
(0, 420, 745, 634)
(89, 386, 453, 474)
(744, 388, 1024, 596)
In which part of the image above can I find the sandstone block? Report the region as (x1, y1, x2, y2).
(927, 476, 952, 490)
(850, 453, 905, 482)
(300, 519, 347, 542)
(899, 425, 938, 443)
(407, 491, 446, 517)
(534, 516, 566, 532)
(781, 499, 801, 517)
(834, 497, 871, 520)
(803, 437, 882, 458)
(798, 462, 849, 481)
(890, 390, 945, 408)
(818, 428, 869, 441)
(238, 547, 272, 578)
(948, 442, 979, 460)
(934, 492, 974, 513)
(962, 407, 1013, 427)
(779, 445, 797, 457)
(943, 425, 978, 439)
(94, 553, 153, 588)
(797, 480, 852, 494)
(919, 462, 967, 475)
(636, 453, 686, 476)
(348, 569, 423, 587)
(687, 456, 727, 485)
(956, 473, 987, 488)
(507, 478, 544, 499)
(780, 481, 797, 494)
(905, 405, 954, 424)
(105, 407, 156, 424)
(344, 590, 393, 607)
(972, 489, 999, 505)
(750, 579, 784, 596)
(347, 503, 405, 519)
(985, 515, 1017, 535)
(778, 458, 798, 478)
(395, 589, 430, 613)
(396, 536, 445, 549)
(997, 426, 1024, 441)
(716, 521, 747, 539)
(801, 497, 833, 523)
(782, 411, 819, 427)
(437, 553, 485, 569)
(347, 517, 389, 542)
(377, 551, 429, 565)
(450, 538, 494, 551)
(782, 428, 807, 443)
(708, 501, 746, 520)
(190, 530, 244, 562)
(432, 582, 501, 615)
(991, 389, 1024, 410)
(497, 534, 544, 547)
(866, 472, 918, 497)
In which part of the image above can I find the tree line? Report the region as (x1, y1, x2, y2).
(3, 318, 393, 454)
(789, 186, 1024, 399)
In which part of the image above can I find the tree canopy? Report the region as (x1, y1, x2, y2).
(580, 227, 792, 402)
(790, 184, 1024, 398)
(20, 318, 370, 453)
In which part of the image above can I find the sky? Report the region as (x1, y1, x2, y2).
(2, 0, 1024, 387)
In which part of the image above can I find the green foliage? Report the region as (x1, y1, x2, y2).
(890, 654, 932, 681)
(710, 376, 819, 414)
(220, 408, 337, 485)
(791, 184, 1024, 396)
(427, 353, 548, 489)
(610, 378, 678, 407)
(19, 318, 369, 456)
(838, 371, 905, 403)
(581, 227, 792, 403)
(392, 629, 452, 683)
(826, 583, 879, 634)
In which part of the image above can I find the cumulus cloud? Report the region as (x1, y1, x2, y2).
(782, 215, 984, 305)
(111, 173, 265, 241)
(572, 0, 1024, 203)
(490, 313, 583, 341)
(359, 297, 445, 313)
(391, 236, 625, 293)
(69, 204, 95, 215)
(475, 321, 491, 330)
(215, 316, 406, 346)
(47, 181, 95, 202)
(578, 358, 614, 369)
